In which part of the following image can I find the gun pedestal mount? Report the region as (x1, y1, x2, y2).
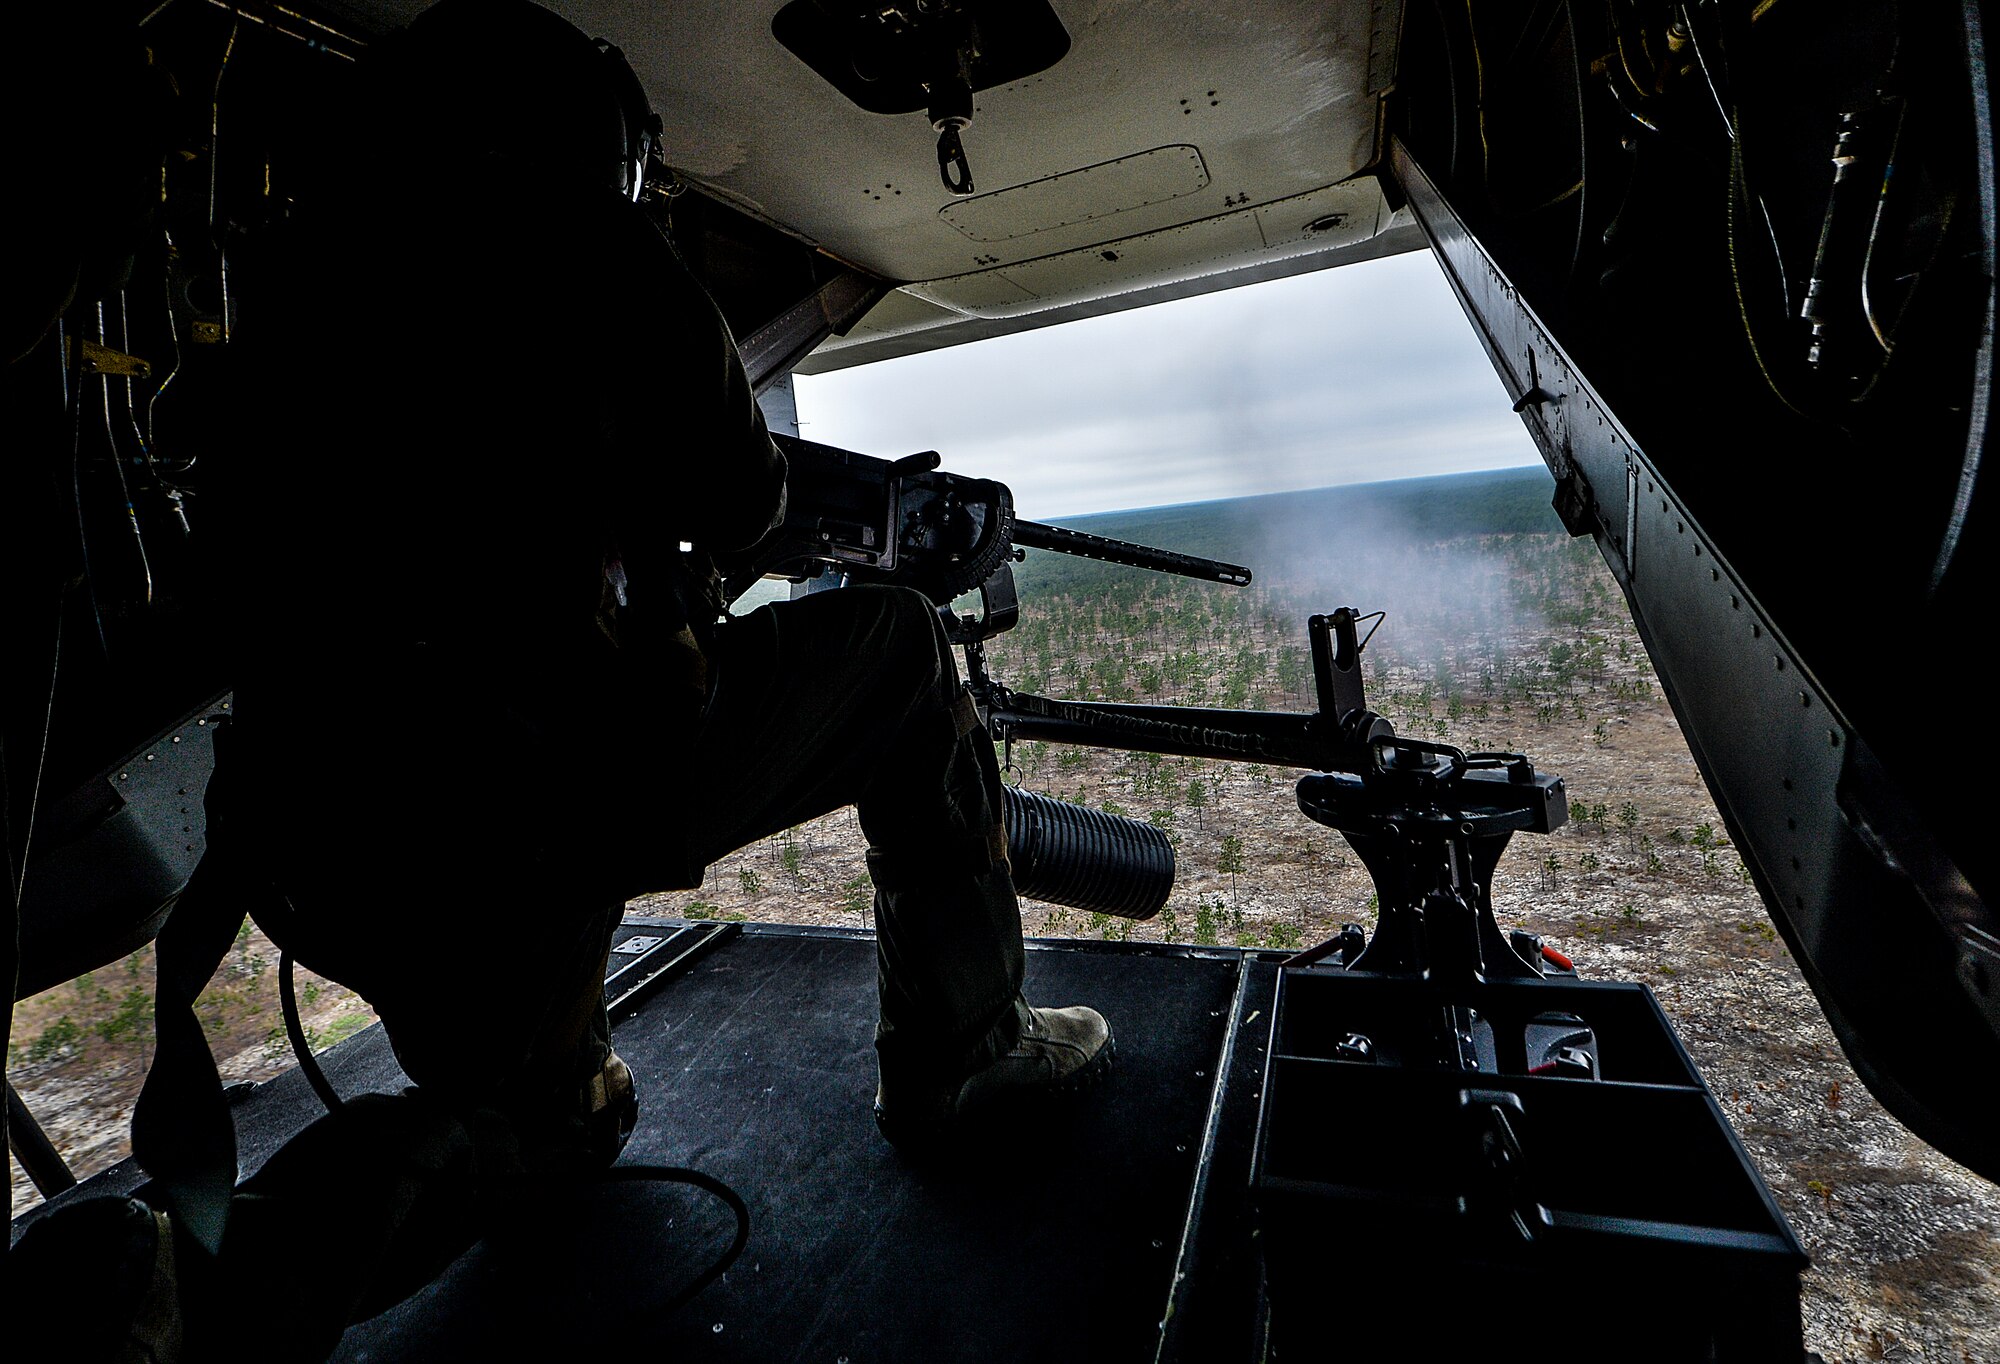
(1239, 648, 1805, 1362)
(1291, 742, 1566, 988)
(975, 599, 1806, 1356)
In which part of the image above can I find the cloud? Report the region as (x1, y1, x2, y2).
(792, 250, 1543, 517)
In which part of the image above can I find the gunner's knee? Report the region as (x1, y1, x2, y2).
(856, 584, 955, 695)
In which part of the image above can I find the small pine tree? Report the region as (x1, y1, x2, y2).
(1617, 801, 1640, 849)
(1218, 835, 1246, 915)
(839, 875, 872, 924)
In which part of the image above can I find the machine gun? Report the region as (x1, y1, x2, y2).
(716, 434, 1256, 923)
(873, 503, 1795, 1355)
(732, 445, 1805, 1349)
(720, 434, 1253, 641)
(978, 606, 1570, 985)
(722, 437, 1571, 990)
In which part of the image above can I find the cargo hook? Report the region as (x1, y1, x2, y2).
(937, 124, 975, 195)
(928, 30, 978, 196)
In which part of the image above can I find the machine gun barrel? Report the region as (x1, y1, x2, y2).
(1011, 520, 1253, 585)
(987, 694, 1332, 769)
(977, 611, 1382, 771)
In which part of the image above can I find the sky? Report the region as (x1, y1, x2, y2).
(791, 248, 1544, 521)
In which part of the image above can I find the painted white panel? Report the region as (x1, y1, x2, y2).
(905, 178, 1388, 320)
(938, 145, 1211, 244)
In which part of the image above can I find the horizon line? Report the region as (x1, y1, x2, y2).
(1034, 460, 1552, 524)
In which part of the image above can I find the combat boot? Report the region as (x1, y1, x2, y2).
(5, 1195, 186, 1363)
(874, 999, 1113, 1152)
(578, 1049, 639, 1168)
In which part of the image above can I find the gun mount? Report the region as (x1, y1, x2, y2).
(944, 537, 1802, 1359)
(718, 439, 1800, 1353)
(733, 444, 1579, 986)
(976, 605, 1569, 984)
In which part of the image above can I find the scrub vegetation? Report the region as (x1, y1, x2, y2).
(658, 469, 2000, 1363)
(12, 468, 1997, 1361)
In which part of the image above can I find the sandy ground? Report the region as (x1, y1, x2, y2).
(630, 551, 2000, 1364)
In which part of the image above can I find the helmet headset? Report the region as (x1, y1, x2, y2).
(371, 0, 663, 205)
(595, 37, 664, 203)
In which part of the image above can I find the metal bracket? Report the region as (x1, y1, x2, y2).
(75, 337, 153, 379)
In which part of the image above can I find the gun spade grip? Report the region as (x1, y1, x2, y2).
(1002, 786, 1175, 920)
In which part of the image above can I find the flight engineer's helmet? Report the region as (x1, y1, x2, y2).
(362, 0, 664, 205)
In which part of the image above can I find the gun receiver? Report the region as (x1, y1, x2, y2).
(718, 435, 1252, 607)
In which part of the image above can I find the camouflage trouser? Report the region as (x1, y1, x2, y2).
(175, 585, 1027, 1356)
(259, 582, 1026, 1120)
(679, 583, 1028, 1081)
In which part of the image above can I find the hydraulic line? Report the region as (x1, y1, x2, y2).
(95, 301, 154, 604)
(1848, 96, 1961, 406)
(600, 1164, 751, 1318)
(60, 320, 112, 659)
(1858, 100, 1913, 356)
(147, 233, 192, 474)
(117, 290, 190, 533)
(8, 601, 63, 919)
(206, 18, 239, 346)
(278, 950, 343, 1112)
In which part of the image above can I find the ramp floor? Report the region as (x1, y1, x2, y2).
(342, 925, 1245, 1361)
(21, 923, 1265, 1362)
